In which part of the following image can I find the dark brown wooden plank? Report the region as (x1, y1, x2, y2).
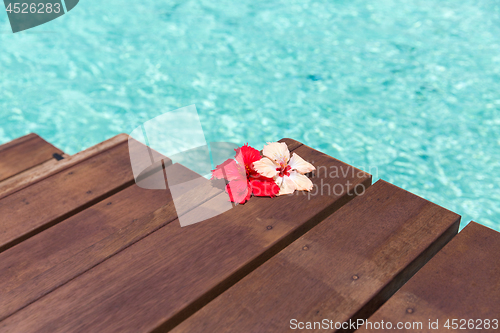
(0, 163, 204, 322)
(0, 134, 127, 200)
(0, 133, 63, 182)
(0, 139, 371, 333)
(0, 140, 169, 254)
(358, 221, 500, 333)
(172, 180, 461, 333)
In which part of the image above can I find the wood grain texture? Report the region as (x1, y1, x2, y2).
(0, 134, 127, 200)
(0, 133, 38, 153)
(0, 139, 371, 333)
(0, 140, 170, 254)
(173, 180, 461, 333)
(358, 221, 500, 333)
(0, 163, 203, 322)
(0, 133, 63, 182)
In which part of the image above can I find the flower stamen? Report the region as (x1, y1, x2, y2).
(276, 165, 291, 177)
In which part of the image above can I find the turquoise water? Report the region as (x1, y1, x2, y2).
(1, 0, 499, 231)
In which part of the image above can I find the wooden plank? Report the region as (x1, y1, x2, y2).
(0, 134, 127, 200)
(0, 133, 38, 153)
(0, 163, 205, 322)
(0, 139, 170, 254)
(172, 180, 461, 333)
(0, 139, 372, 333)
(358, 221, 500, 333)
(0, 133, 63, 182)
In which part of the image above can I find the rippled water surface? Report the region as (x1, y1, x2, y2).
(1, 0, 499, 231)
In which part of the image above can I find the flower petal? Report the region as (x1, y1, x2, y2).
(262, 142, 290, 165)
(287, 170, 314, 191)
(226, 180, 251, 204)
(237, 144, 262, 166)
(250, 177, 280, 197)
(211, 159, 244, 181)
(288, 153, 316, 174)
(277, 175, 296, 195)
(253, 157, 279, 178)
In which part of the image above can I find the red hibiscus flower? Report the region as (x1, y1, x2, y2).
(211, 144, 279, 204)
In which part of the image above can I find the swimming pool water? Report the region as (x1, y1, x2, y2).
(1, 0, 499, 231)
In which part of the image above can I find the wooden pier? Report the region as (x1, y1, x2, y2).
(0, 133, 498, 332)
